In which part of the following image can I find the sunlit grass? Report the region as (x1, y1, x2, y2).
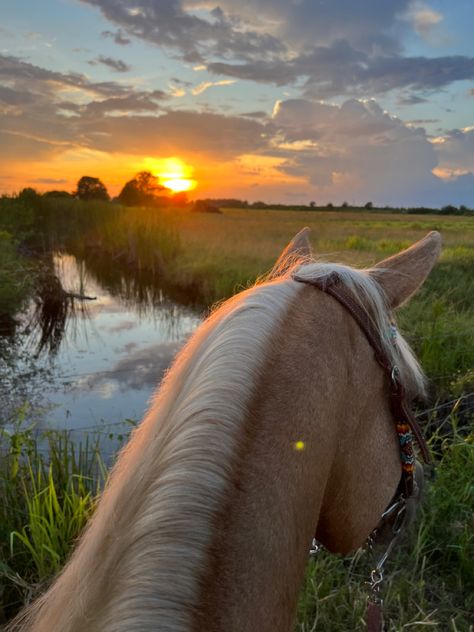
(0, 421, 108, 618)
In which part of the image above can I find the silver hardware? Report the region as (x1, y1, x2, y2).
(309, 538, 324, 558)
(367, 568, 384, 606)
(390, 365, 400, 387)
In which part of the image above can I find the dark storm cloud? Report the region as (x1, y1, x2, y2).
(79, 0, 474, 98)
(81, 0, 285, 63)
(210, 50, 474, 99)
(87, 55, 131, 72)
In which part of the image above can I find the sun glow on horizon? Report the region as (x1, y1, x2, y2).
(142, 156, 197, 193)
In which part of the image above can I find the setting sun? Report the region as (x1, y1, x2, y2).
(142, 157, 197, 193)
(163, 178, 195, 193)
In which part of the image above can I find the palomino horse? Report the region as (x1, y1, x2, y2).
(10, 229, 441, 632)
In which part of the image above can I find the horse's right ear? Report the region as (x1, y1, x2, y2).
(268, 227, 312, 279)
(370, 231, 442, 309)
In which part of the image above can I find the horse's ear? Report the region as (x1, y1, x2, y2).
(370, 231, 442, 309)
(268, 227, 312, 279)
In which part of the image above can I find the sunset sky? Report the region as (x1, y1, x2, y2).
(1, 0, 474, 206)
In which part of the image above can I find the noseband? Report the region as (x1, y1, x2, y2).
(293, 271, 431, 632)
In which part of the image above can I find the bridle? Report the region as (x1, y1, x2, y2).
(293, 270, 431, 632)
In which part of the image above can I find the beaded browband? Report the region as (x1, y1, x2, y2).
(292, 270, 431, 497)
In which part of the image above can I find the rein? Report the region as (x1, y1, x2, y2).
(293, 270, 431, 631)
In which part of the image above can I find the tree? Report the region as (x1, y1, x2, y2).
(76, 176, 110, 201)
(43, 190, 73, 199)
(364, 201, 373, 209)
(117, 171, 166, 207)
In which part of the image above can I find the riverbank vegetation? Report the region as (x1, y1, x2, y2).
(0, 194, 473, 629)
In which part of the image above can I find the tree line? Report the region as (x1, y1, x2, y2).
(44, 172, 188, 207)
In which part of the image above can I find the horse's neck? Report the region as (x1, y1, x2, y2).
(196, 290, 352, 632)
(21, 285, 374, 632)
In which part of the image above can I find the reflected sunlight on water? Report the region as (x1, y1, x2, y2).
(27, 252, 202, 433)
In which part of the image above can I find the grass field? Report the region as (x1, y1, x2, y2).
(41, 202, 472, 394)
(0, 199, 473, 629)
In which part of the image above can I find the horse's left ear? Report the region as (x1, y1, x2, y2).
(268, 227, 312, 279)
(370, 231, 442, 309)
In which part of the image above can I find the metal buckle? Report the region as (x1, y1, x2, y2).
(309, 538, 324, 558)
(390, 365, 400, 388)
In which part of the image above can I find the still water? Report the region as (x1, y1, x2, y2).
(21, 253, 201, 434)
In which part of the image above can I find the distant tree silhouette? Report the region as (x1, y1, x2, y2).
(364, 201, 373, 209)
(309, 201, 316, 208)
(118, 171, 166, 207)
(76, 176, 109, 201)
(43, 190, 73, 199)
(17, 187, 42, 210)
(18, 187, 40, 202)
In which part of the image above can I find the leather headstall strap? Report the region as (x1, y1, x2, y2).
(292, 270, 431, 499)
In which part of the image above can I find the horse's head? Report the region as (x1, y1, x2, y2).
(273, 229, 441, 555)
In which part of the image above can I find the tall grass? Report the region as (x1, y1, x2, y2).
(0, 423, 106, 621)
(296, 410, 473, 631)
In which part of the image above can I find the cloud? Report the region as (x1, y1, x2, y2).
(87, 55, 131, 72)
(210, 49, 474, 99)
(432, 127, 474, 177)
(404, 2, 444, 42)
(59, 92, 166, 117)
(2, 51, 473, 207)
(78, 0, 474, 100)
(0, 54, 266, 162)
(269, 98, 451, 205)
(191, 79, 236, 96)
(80, 0, 285, 63)
(101, 29, 131, 45)
(0, 53, 131, 98)
(397, 93, 429, 106)
(31, 177, 68, 184)
(76, 110, 267, 158)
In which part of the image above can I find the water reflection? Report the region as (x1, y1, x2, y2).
(10, 252, 201, 431)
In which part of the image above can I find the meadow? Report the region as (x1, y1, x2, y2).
(0, 198, 473, 629)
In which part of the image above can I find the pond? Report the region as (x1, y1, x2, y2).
(2, 253, 201, 439)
